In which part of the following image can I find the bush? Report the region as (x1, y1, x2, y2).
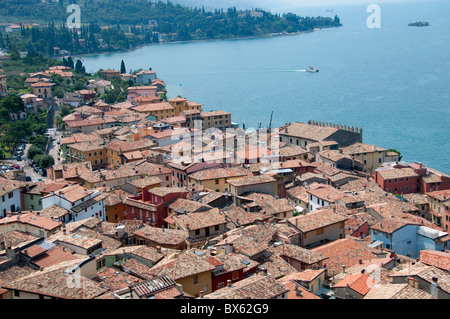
(33, 154, 54, 169)
(27, 145, 44, 161)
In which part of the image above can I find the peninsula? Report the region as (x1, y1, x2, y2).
(0, 0, 341, 57)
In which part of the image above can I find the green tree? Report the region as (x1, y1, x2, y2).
(120, 60, 126, 74)
(0, 93, 26, 114)
(27, 145, 44, 161)
(29, 135, 48, 148)
(60, 104, 73, 117)
(33, 154, 55, 169)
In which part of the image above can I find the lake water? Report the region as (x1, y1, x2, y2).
(82, 0, 450, 173)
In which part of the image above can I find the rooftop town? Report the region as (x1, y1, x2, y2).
(0, 63, 449, 300)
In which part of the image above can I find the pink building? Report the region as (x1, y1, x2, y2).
(127, 86, 157, 101)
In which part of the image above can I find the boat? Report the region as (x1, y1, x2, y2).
(305, 66, 319, 72)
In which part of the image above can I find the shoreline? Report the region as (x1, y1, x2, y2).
(68, 26, 340, 60)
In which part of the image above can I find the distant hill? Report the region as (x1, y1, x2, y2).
(0, 0, 341, 57)
(168, 0, 291, 11)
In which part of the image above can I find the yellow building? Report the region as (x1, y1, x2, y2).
(31, 82, 54, 99)
(104, 139, 155, 167)
(132, 101, 174, 120)
(169, 97, 203, 117)
(200, 110, 232, 131)
(187, 167, 250, 192)
(340, 142, 388, 174)
(0, 212, 61, 238)
(66, 140, 107, 169)
(149, 250, 214, 297)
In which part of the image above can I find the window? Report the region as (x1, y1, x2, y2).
(232, 271, 239, 280)
(193, 276, 198, 284)
(14, 290, 20, 297)
(316, 228, 324, 235)
(215, 225, 219, 231)
(215, 179, 219, 184)
(217, 282, 224, 289)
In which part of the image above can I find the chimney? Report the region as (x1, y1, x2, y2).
(342, 265, 346, 273)
(63, 228, 67, 235)
(295, 284, 302, 297)
(262, 268, 268, 276)
(185, 223, 190, 231)
(430, 277, 439, 298)
(156, 246, 161, 253)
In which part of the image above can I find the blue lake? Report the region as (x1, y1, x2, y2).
(82, 0, 450, 173)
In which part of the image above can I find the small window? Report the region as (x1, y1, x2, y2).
(193, 276, 198, 284)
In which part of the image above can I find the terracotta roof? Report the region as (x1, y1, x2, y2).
(80, 168, 141, 184)
(426, 189, 450, 201)
(148, 187, 188, 197)
(0, 231, 38, 249)
(306, 185, 347, 202)
(223, 205, 271, 226)
(133, 102, 173, 113)
(288, 209, 347, 233)
(66, 117, 116, 128)
(1, 259, 107, 299)
(188, 167, 249, 181)
(201, 110, 231, 117)
(259, 254, 298, 279)
(0, 213, 61, 231)
(32, 245, 80, 269)
(67, 140, 105, 153)
(39, 205, 70, 220)
(270, 244, 327, 265)
(420, 250, 450, 271)
(168, 198, 212, 214)
(0, 179, 24, 196)
(105, 139, 154, 153)
(55, 233, 103, 250)
(333, 273, 377, 295)
(47, 184, 95, 203)
(377, 167, 419, 180)
(94, 267, 142, 291)
(203, 274, 288, 299)
(291, 269, 326, 283)
(227, 175, 276, 187)
(134, 225, 188, 246)
(312, 238, 376, 275)
(340, 142, 386, 154)
(279, 122, 338, 141)
(364, 283, 435, 299)
(279, 279, 321, 299)
(149, 249, 215, 280)
(169, 208, 227, 231)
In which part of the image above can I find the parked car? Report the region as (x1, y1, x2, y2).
(34, 166, 40, 172)
(14, 164, 20, 169)
(25, 176, 32, 181)
(7, 164, 14, 170)
(1, 165, 7, 170)
(15, 156, 22, 161)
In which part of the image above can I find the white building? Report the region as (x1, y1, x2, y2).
(0, 182, 22, 218)
(41, 184, 106, 223)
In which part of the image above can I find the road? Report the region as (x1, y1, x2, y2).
(2, 129, 62, 183)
